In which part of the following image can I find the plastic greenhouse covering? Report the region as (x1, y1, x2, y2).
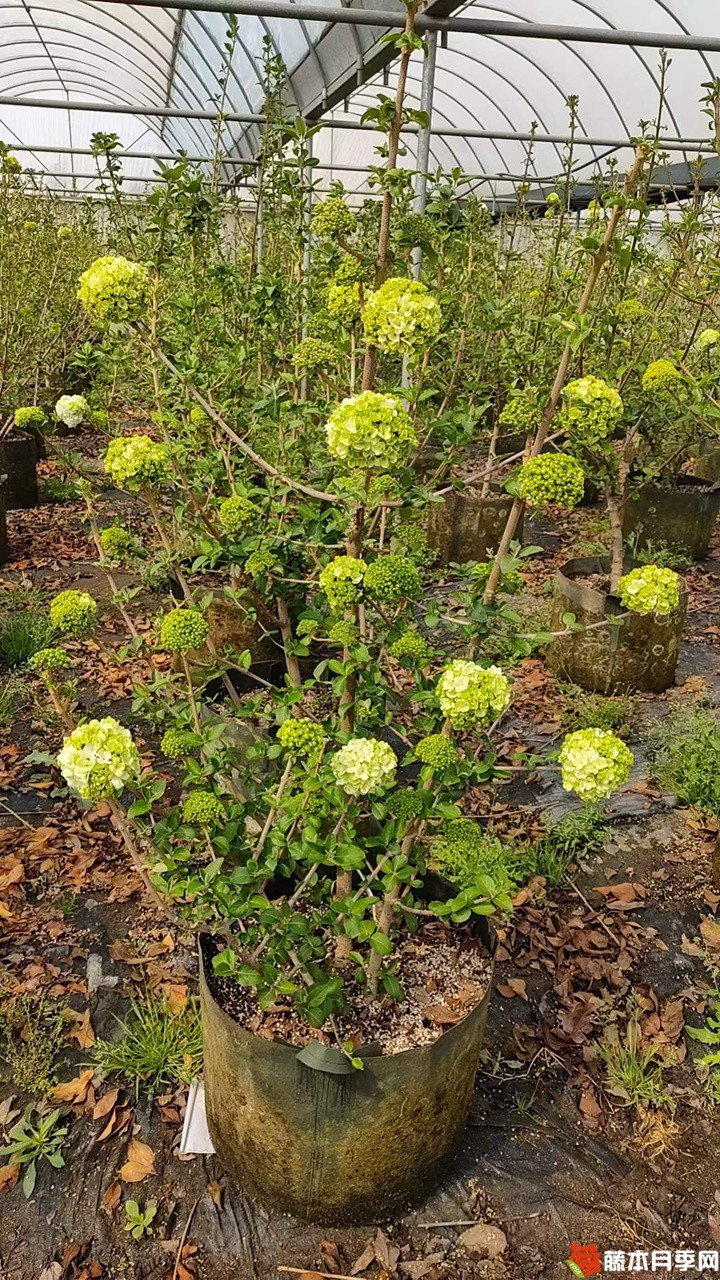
(2, 0, 720, 197)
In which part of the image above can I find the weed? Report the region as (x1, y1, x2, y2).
(649, 706, 720, 817)
(526, 807, 608, 886)
(39, 478, 79, 504)
(559, 682, 634, 737)
(0, 1106, 67, 1197)
(0, 673, 25, 727)
(52, 890, 77, 920)
(601, 1023, 668, 1108)
(92, 994, 203, 1096)
(625, 533, 692, 571)
(124, 1199, 157, 1239)
(0, 610, 53, 666)
(0, 993, 66, 1097)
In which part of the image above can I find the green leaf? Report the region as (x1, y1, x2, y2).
(369, 931, 393, 956)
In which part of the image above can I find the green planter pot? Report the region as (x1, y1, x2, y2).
(0, 491, 7, 566)
(622, 476, 720, 560)
(199, 919, 494, 1225)
(691, 442, 720, 485)
(547, 556, 687, 694)
(427, 489, 521, 567)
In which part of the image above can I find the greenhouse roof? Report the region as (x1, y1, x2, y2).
(2, 0, 720, 196)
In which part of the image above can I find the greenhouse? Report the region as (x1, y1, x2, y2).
(2, 0, 720, 1275)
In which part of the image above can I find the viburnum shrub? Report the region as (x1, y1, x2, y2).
(77, 254, 151, 327)
(104, 436, 170, 492)
(362, 278, 441, 356)
(617, 565, 681, 617)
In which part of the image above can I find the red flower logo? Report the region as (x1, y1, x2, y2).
(567, 1243, 602, 1277)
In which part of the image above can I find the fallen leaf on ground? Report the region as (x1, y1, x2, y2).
(458, 1224, 507, 1259)
(119, 1138, 156, 1183)
(701, 917, 720, 951)
(497, 978, 528, 1001)
(51, 1069, 95, 1105)
(0, 1163, 19, 1192)
(66, 1008, 95, 1049)
(102, 1180, 122, 1213)
(208, 1178, 224, 1212)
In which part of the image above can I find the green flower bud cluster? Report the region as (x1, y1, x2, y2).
(50, 589, 98, 638)
(57, 717, 140, 801)
(182, 789, 224, 826)
(414, 734, 459, 770)
(368, 474, 401, 505)
(390, 629, 432, 665)
(617, 564, 681, 617)
(189, 405, 210, 427)
(292, 338, 339, 370)
(218, 494, 258, 535)
(364, 554, 421, 606)
(333, 257, 368, 286)
(244, 549, 276, 580)
(615, 298, 646, 325)
(467, 560, 523, 595)
(326, 282, 362, 325)
(297, 618, 320, 638)
(99, 525, 134, 561)
(325, 391, 417, 472)
(328, 619, 359, 646)
(161, 728, 195, 760)
(394, 523, 437, 568)
(104, 435, 170, 492)
(311, 196, 356, 239)
(57, 226, 72, 241)
(319, 556, 367, 614)
(77, 255, 151, 327)
(13, 406, 47, 433)
(55, 394, 89, 428)
(516, 452, 585, 512)
(2, 154, 21, 174)
(498, 392, 541, 435)
(330, 737, 397, 796)
(393, 212, 436, 250)
(558, 727, 633, 802)
(698, 328, 720, 352)
(436, 660, 511, 729)
(158, 608, 209, 654)
(363, 278, 441, 356)
(277, 718, 325, 758)
(641, 359, 686, 404)
(387, 787, 424, 820)
(563, 376, 623, 443)
(431, 820, 515, 896)
(29, 646, 72, 677)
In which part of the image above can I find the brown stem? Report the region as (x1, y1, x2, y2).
(276, 595, 301, 686)
(607, 494, 625, 592)
(482, 145, 647, 605)
(107, 797, 182, 925)
(181, 654, 202, 734)
(252, 756, 293, 859)
(366, 885, 401, 997)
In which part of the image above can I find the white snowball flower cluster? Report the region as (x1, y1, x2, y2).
(435, 660, 511, 729)
(55, 394, 89, 428)
(57, 717, 140, 801)
(330, 738, 397, 796)
(558, 728, 633, 803)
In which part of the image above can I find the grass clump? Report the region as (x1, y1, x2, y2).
(526, 807, 608, 886)
(39, 477, 79, 504)
(559, 683, 634, 737)
(0, 673, 25, 728)
(0, 993, 66, 1097)
(92, 994, 203, 1096)
(601, 1023, 669, 1109)
(0, 610, 53, 666)
(626, 535, 692, 572)
(649, 706, 720, 816)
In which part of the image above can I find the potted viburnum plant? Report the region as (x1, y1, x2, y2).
(54, 58, 634, 1224)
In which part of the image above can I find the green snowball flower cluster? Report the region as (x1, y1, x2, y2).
(328, 619, 359, 647)
(29, 647, 71, 677)
(698, 328, 720, 352)
(641, 359, 686, 403)
(218, 494, 258, 535)
(394, 523, 437, 568)
(319, 555, 367, 614)
(57, 226, 72, 241)
(498, 392, 542, 435)
(516, 452, 585, 512)
(326, 282, 362, 324)
(55, 394, 89, 429)
(436, 660, 511, 729)
(414, 734, 459, 771)
(363, 554, 421, 606)
(563, 376, 623, 442)
(57, 717, 140, 801)
(330, 737, 397, 796)
(311, 196, 356, 239)
(277, 718, 325, 758)
(617, 565, 681, 617)
(77, 255, 151, 327)
(99, 525, 134, 561)
(326, 392, 417, 472)
(50, 589, 98, 637)
(431, 821, 515, 896)
(13, 406, 47, 433)
(387, 787, 424, 820)
(183, 790, 224, 826)
(2, 154, 21, 174)
(161, 728, 194, 760)
(390, 629, 431, 665)
(292, 338, 338, 370)
(104, 435, 170, 491)
(615, 298, 646, 325)
(394, 212, 436, 250)
(368, 474, 401, 505)
(189, 405, 210, 427)
(158, 609, 209, 654)
(558, 727, 633, 802)
(244, 549, 276, 580)
(297, 618, 320, 638)
(333, 257, 367, 286)
(362, 278, 441, 356)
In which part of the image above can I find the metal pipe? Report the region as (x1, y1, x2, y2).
(412, 28, 437, 281)
(0, 97, 714, 152)
(87, 0, 720, 53)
